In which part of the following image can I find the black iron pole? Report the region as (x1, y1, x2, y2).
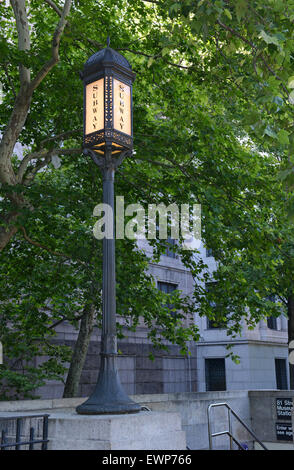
(76, 148, 141, 414)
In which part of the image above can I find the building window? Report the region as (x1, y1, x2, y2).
(206, 248, 214, 257)
(207, 317, 226, 329)
(158, 281, 177, 295)
(266, 295, 278, 330)
(164, 237, 177, 258)
(267, 316, 278, 330)
(207, 318, 225, 329)
(205, 358, 226, 391)
(206, 282, 226, 329)
(275, 358, 288, 390)
(158, 281, 178, 315)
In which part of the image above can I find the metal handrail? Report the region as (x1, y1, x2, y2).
(207, 402, 268, 450)
(0, 413, 49, 450)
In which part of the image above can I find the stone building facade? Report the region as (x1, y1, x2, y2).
(197, 246, 289, 392)
(35, 240, 290, 399)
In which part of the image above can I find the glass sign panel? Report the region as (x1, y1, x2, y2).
(85, 78, 104, 135)
(113, 79, 131, 136)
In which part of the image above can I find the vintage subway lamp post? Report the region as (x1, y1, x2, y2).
(76, 39, 141, 414)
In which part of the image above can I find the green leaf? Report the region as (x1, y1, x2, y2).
(289, 90, 294, 104)
(277, 129, 289, 146)
(161, 47, 170, 57)
(170, 3, 181, 13)
(235, 0, 247, 22)
(243, 110, 260, 126)
(259, 30, 280, 46)
(147, 57, 154, 68)
(224, 8, 232, 20)
(288, 76, 294, 89)
(264, 126, 277, 139)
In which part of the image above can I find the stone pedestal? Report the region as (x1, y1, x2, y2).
(48, 410, 186, 450)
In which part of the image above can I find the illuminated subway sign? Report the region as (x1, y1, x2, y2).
(85, 78, 104, 135)
(113, 79, 131, 136)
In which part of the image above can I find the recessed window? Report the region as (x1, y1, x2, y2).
(207, 316, 226, 329)
(158, 281, 178, 316)
(275, 358, 288, 390)
(158, 281, 177, 295)
(267, 316, 278, 330)
(206, 248, 214, 258)
(206, 282, 226, 329)
(266, 295, 278, 330)
(205, 358, 226, 391)
(164, 237, 177, 258)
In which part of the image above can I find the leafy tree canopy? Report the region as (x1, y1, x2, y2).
(1, 0, 294, 396)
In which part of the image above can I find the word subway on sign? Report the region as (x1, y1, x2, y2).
(85, 78, 104, 135)
(113, 79, 131, 136)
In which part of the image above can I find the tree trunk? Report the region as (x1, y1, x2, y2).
(0, 211, 21, 251)
(0, 1, 72, 253)
(63, 304, 96, 398)
(0, 225, 19, 251)
(287, 295, 294, 389)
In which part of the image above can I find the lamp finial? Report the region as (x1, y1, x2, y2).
(107, 36, 110, 48)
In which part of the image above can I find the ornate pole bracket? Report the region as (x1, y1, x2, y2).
(83, 148, 132, 172)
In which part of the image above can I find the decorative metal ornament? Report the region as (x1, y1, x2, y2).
(80, 38, 136, 158)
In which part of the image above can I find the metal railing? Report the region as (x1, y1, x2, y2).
(207, 402, 267, 450)
(0, 414, 49, 450)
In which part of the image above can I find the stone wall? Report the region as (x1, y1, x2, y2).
(0, 391, 253, 450)
(196, 341, 289, 392)
(1, 390, 294, 450)
(137, 390, 252, 450)
(35, 335, 197, 399)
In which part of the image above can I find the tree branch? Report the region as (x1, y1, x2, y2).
(10, 0, 30, 85)
(0, 0, 72, 187)
(17, 148, 51, 183)
(44, 0, 63, 16)
(21, 154, 52, 185)
(0, 212, 20, 251)
(30, 0, 72, 92)
(141, 0, 161, 4)
(40, 128, 82, 148)
(216, 19, 289, 98)
(135, 157, 175, 169)
(47, 312, 85, 330)
(0, 1, 32, 180)
(48, 316, 67, 330)
(118, 47, 191, 70)
(217, 19, 256, 49)
(18, 146, 82, 184)
(86, 38, 191, 70)
(20, 225, 87, 265)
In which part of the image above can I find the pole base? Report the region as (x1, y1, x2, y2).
(76, 369, 141, 415)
